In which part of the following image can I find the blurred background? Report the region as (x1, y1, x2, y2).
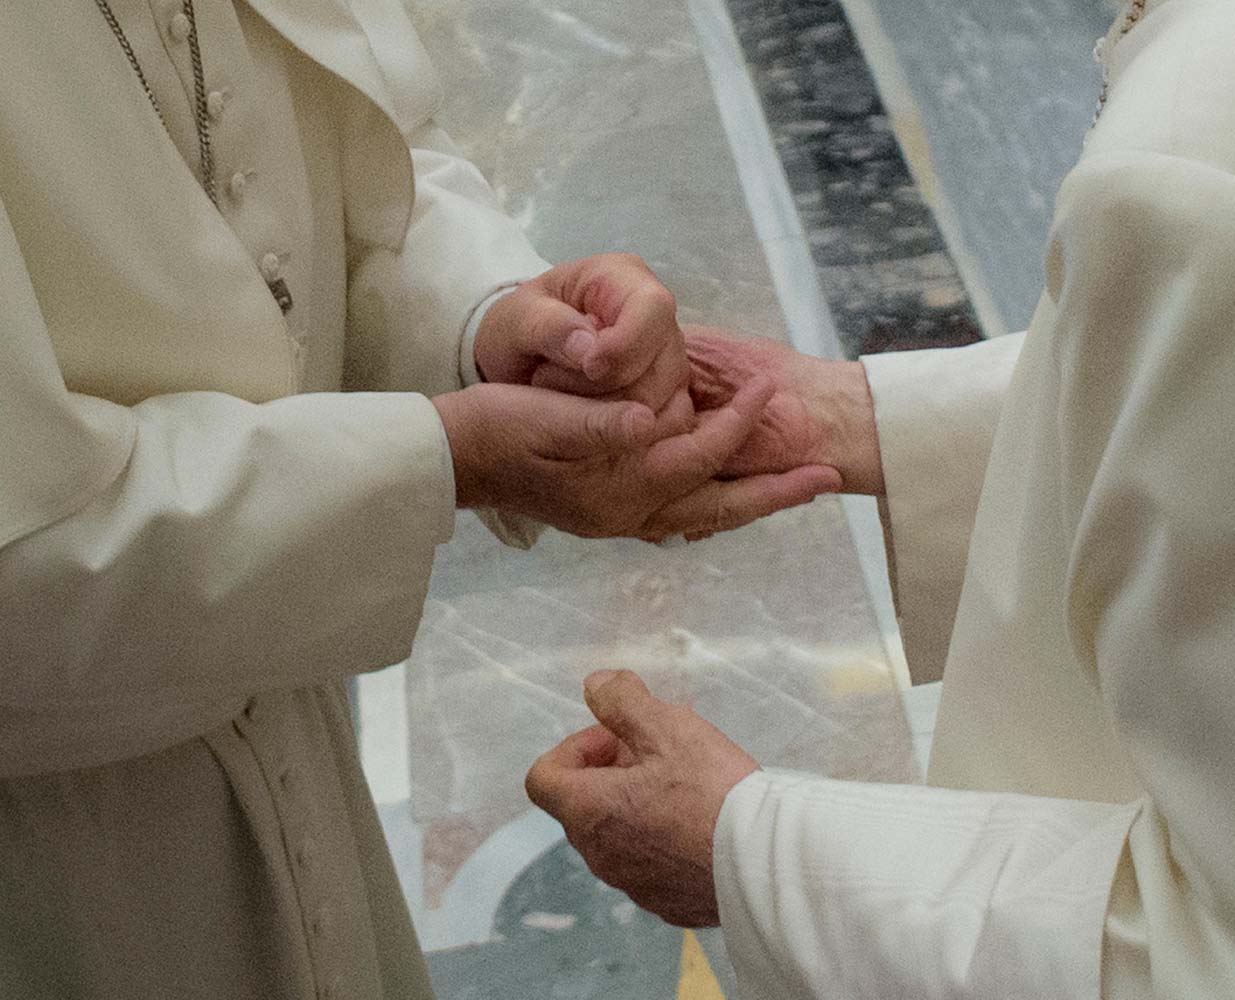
(356, 1, 1117, 996)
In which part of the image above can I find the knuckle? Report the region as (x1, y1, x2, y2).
(609, 250, 646, 272)
(583, 407, 608, 440)
(524, 764, 553, 808)
(611, 669, 641, 694)
(689, 438, 726, 480)
(641, 282, 677, 318)
(714, 492, 743, 532)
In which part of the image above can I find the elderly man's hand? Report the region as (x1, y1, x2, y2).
(473, 254, 691, 427)
(432, 376, 839, 541)
(686, 326, 885, 495)
(525, 670, 760, 927)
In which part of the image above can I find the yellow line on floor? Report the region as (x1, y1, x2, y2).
(677, 929, 726, 999)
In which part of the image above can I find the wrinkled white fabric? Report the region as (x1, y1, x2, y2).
(715, 1, 1235, 996)
(0, 2, 546, 997)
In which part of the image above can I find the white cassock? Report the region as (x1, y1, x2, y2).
(714, 0, 1235, 997)
(0, 2, 545, 997)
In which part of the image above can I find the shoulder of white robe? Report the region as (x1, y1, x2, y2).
(244, 0, 443, 139)
(345, 0, 446, 137)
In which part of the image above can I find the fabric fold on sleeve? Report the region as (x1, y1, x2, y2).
(860, 333, 1024, 683)
(714, 769, 1139, 1000)
(0, 389, 454, 776)
(345, 122, 550, 400)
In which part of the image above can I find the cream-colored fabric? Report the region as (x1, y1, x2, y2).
(0, 685, 436, 1000)
(715, 0, 1235, 995)
(862, 332, 1024, 684)
(0, 2, 546, 997)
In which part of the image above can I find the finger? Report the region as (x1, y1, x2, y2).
(542, 395, 658, 456)
(650, 386, 696, 441)
(515, 294, 600, 373)
(582, 669, 669, 757)
(645, 376, 776, 493)
(533, 724, 627, 773)
(617, 338, 689, 413)
(525, 733, 632, 821)
(582, 282, 679, 386)
(642, 465, 840, 540)
(533, 311, 684, 412)
(475, 288, 597, 384)
(530, 361, 611, 397)
(530, 363, 694, 429)
(526, 755, 607, 823)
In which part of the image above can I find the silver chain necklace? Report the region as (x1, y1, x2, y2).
(92, 0, 218, 206)
(89, 0, 294, 313)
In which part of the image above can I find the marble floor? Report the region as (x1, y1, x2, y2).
(356, 1, 1120, 996)
(726, 0, 983, 357)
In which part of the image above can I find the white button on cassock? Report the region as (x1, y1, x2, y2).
(229, 171, 248, 201)
(206, 90, 227, 120)
(168, 11, 191, 43)
(260, 252, 282, 282)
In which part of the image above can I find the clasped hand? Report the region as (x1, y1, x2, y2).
(435, 253, 845, 541)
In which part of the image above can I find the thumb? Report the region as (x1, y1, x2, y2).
(548, 397, 657, 456)
(582, 669, 666, 756)
(519, 293, 600, 373)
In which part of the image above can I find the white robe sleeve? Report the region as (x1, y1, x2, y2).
(861, 333, 1023, 683)
(359, 120, 549, 550)
(715, 771, 1139, 999)
(0, 62, 563, 771)
(343, 52, 550, 548)
(344, 121, 550, 399)
(0, 156, 466, 774)
(0, 192, 456, 772)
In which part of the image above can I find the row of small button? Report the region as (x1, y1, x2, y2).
(161, 7, 286, 294)
(245, 697, 333, 998)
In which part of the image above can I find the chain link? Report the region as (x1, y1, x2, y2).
(91, 0, 217, 206)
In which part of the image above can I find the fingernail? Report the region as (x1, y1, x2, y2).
(583, 669, 619, 696)
(563, 328, 596, 368)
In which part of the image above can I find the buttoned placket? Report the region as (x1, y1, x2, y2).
(124, 0, 309, 363)
(192, 1, 303, 323)
(240, 693, 340, 998)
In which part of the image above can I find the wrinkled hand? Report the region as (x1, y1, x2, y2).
(474, 254, 691, 424)
(526, 670, 760, 927)
(432, 376, 839, 541)
(686, 326, 885, 495)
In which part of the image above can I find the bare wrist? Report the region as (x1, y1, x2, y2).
(804, 359, 886, 496)
(432, 389, 489, 509)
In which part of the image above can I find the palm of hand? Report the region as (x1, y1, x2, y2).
(686, 328, 825, 477)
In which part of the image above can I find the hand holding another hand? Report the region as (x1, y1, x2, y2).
(473, 253, 691, 423)
(432, 376, 839, 541)
(525, 669, 760, 927)
(686, 326, 886, 496)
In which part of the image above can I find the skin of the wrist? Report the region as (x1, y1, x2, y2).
(472, 292, 514, 383)
(802, 358, 886, 496)
(431, 389, 489, 510)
